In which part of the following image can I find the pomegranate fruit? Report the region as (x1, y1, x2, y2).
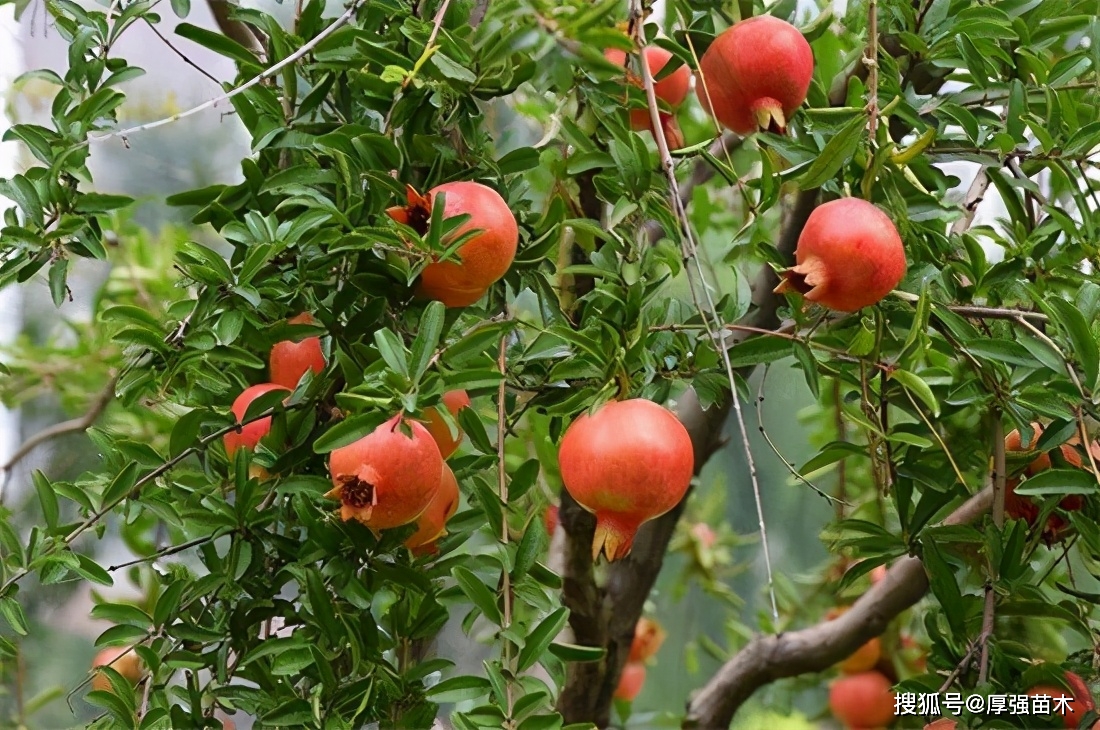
(558, 399, 694, 561)
(605, 46, 692, 148)
(405, 464, 460, 550)
(326, 415, 444, 530)
(91, 646, 144, 693)
(422, 389, 472, 459)
(775, 198, 906, 312)
(1028, 679, 1092, 729)
(543, 504, 559, 535)
(828, 671, 895, 729)
(386, 182, 518, 307)
(825, 607, 882, 674)
(696, 15, 813, 134)
(628, 617, 667, 663)
(924, 720, 957, 730)
(269, 313, 326, 390)
(223, 383, 290, 459)
(614, 662, 647, 701)
(1005, 424, 1092, 536)
(870, 564, 888, 584)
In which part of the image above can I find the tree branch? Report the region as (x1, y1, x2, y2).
(684, 485, 994, 728)
(205, 0, 266, 59)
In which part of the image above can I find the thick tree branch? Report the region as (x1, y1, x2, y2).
(684, 485, 994, 728)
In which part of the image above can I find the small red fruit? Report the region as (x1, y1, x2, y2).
(559, 399, 694, 561)
(1005, 424, 1092, 537)
(326, 415, 444, 530)
(774, 198, 906, 312)
(824, 607, 882, 675)
(270, 313, 325, 390)
(223, 383, 290, 459)
(386, 182, 519, 307)
(422, 390, 472, 459)
(628, 617, 667, 663)
(405, 464, 460, 551)
(543, 504, 560, 535)
(91, 646, 144, 693)
(828, 671, 895, 729)
(696, 15, 814, 134)
(614, 662, 647, 701)
(605, 46, 692, 147)
(924, 720, 957, 730)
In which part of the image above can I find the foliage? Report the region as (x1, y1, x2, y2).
(1, 0, 1100, 728)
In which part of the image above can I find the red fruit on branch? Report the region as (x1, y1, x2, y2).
(386, 182, 518, 307)
(1004, 424, 1093, 539)
(696, 15, 813, 134)
(543, 504, 559, 535)
(628, 617, 667, 663)
(223, 383, 290, 459)
(405, 464, 460, 551)
(828, 671, 895, 729)
(614, 662, 647, 701)
(559, 399, 694, 561)
(326, 415, 444, 530)
(605, 46, 692, 147)
(774, 198, 906, 312)
(91, 646, 144, 693)
(924, 720, 957, 730)
(1028, 676, 1093, 730)
(422, 389, 472, 459)
(270, 313, 325, 390)
(824, 607, 882, 674)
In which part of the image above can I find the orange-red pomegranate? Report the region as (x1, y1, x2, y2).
(825, 607, 882, 674)
(828, 671, 895, 729)
(924, 720, 957, 730)
(605, 46, 692, 148)
(696, 15, 813, 134)
(405, 464, 460, 551)
(559, 399, 694, 561)
(91, 646, 144, 693)
(270, 313, 325, 390)
(422, 390, 472, 459)
(614, 662, 647, 701)
(774, 198, 906, 312)
(1004, 424, 1092, 536)
(628, 617, 667, 663)
(543, 504, 559, 535)
(326, 415, 444, 530)
(1028, 675, 1094, 729)
(386, 182, 518, 307)
(223, 383, 290, 459)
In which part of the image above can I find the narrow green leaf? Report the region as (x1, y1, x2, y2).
(798, 113, 866, 189)
(891, 368, 940, 417)
(451, 566, 503, 626)
(517, 608, 569, 672)
(32, 471, 58, 530)
(409, 301, 445, 382)
(374, 328, 409, 377)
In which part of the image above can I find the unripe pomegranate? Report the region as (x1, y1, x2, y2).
(269, 313, 326, 390)
(828, 672, 895, 729)
(326, 415, 444, 530)
(824, 607, 882, 674)
(422, 390, 472, 459)
(223, 383, 290, 459)
(774, 198, 906, 312)
(628, 617, 667, 663)
(558, 399, 694, 561)
(405, 464, 460, 550)
(614, 662, 647, 701)
(604, 46, 692, 147)
(696, 15, 813, 134)
(91, 646, 143, 693)
(543, 504, 559, 535)
(386, 182, 518, 307)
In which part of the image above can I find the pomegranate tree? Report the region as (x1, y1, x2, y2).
(326, 415, 444, 530)
(697, 15, 813, 134)
(605, 46, 692, 148)
(559, 398, 694, 561)
(269, 312, 326, 390)
(774, 197, 907, 312)
(386, 182, 519, 307)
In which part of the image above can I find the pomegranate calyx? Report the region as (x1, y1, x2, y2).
(593, 515, 643, 562)
(751, 98, 787, 134)
(386, 184, 432, 235)
(775, 255, 829, 301)
(327, 466, 382, 524)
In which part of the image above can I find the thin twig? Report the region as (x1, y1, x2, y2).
(865, 0, 879, 141)
(144, 19, 221, 85)
(937, 635, 985, 693)
(86, 0, 363, 146)
(633, 12, 778, 623)
(424, 0, 453, 51)
(497, 333, 515, 718)
(107, 532, 225, 572)
(977, 413, 1005, 684)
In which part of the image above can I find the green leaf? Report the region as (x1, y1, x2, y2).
(451, 566, 503, 626)
(920, 539, 964, 637)
(431, 53, 477, 83)
(797, 113, 866, 189)
(1044, 298, 1099, 391)
(169, 0, 190, 17)
(425, 675, 492, 703)
(175, 22, 259, 66)
(548, 642, 605, 662)
(891, 368, 940, 417)
(725, 336, 792, 368)
(312, 413, 388, 453)
(101, 462, 139, 509)
(374, 328, 410, 377)
(517, 608, 569, 672)
(0, 597, 28, 635)
(48, 257, 68, 307)
(1013, 469, 1099, 496)
(32, 471, 58, 531)
(409, 301, 445, 382)
(497, 147, 540, 175)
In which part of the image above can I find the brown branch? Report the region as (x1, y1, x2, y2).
(644, 132, 743, 244)
(1, 374, 119, 485)
(684, 485, 994, 728)
(205, 0, 266, 59)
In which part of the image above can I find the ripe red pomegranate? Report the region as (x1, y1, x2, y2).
(422, 390, 472, 459)
(270, 313, 325, 390)
(559, 399, 694, 561)
(614, 662, 647, 701)
(405, 464, 460, 551)
(774, 198, 907, 312)
(628, 617, 667, 663)
(223, 383, 290, 459)
(1005, 424, 1093, 537)
(543, 504, 559, 535)
(91, 646, 144, 693)
(696, 15, 813, 134)
(386, 182, 518, 307)
(924, 720, 957, 730)
(824, 607, 882, 675)
(1028, 676, 1093, 729)
(828, 672, 895, 729)
(326, 415, 444, 530)
(605, 46, 692, 148)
